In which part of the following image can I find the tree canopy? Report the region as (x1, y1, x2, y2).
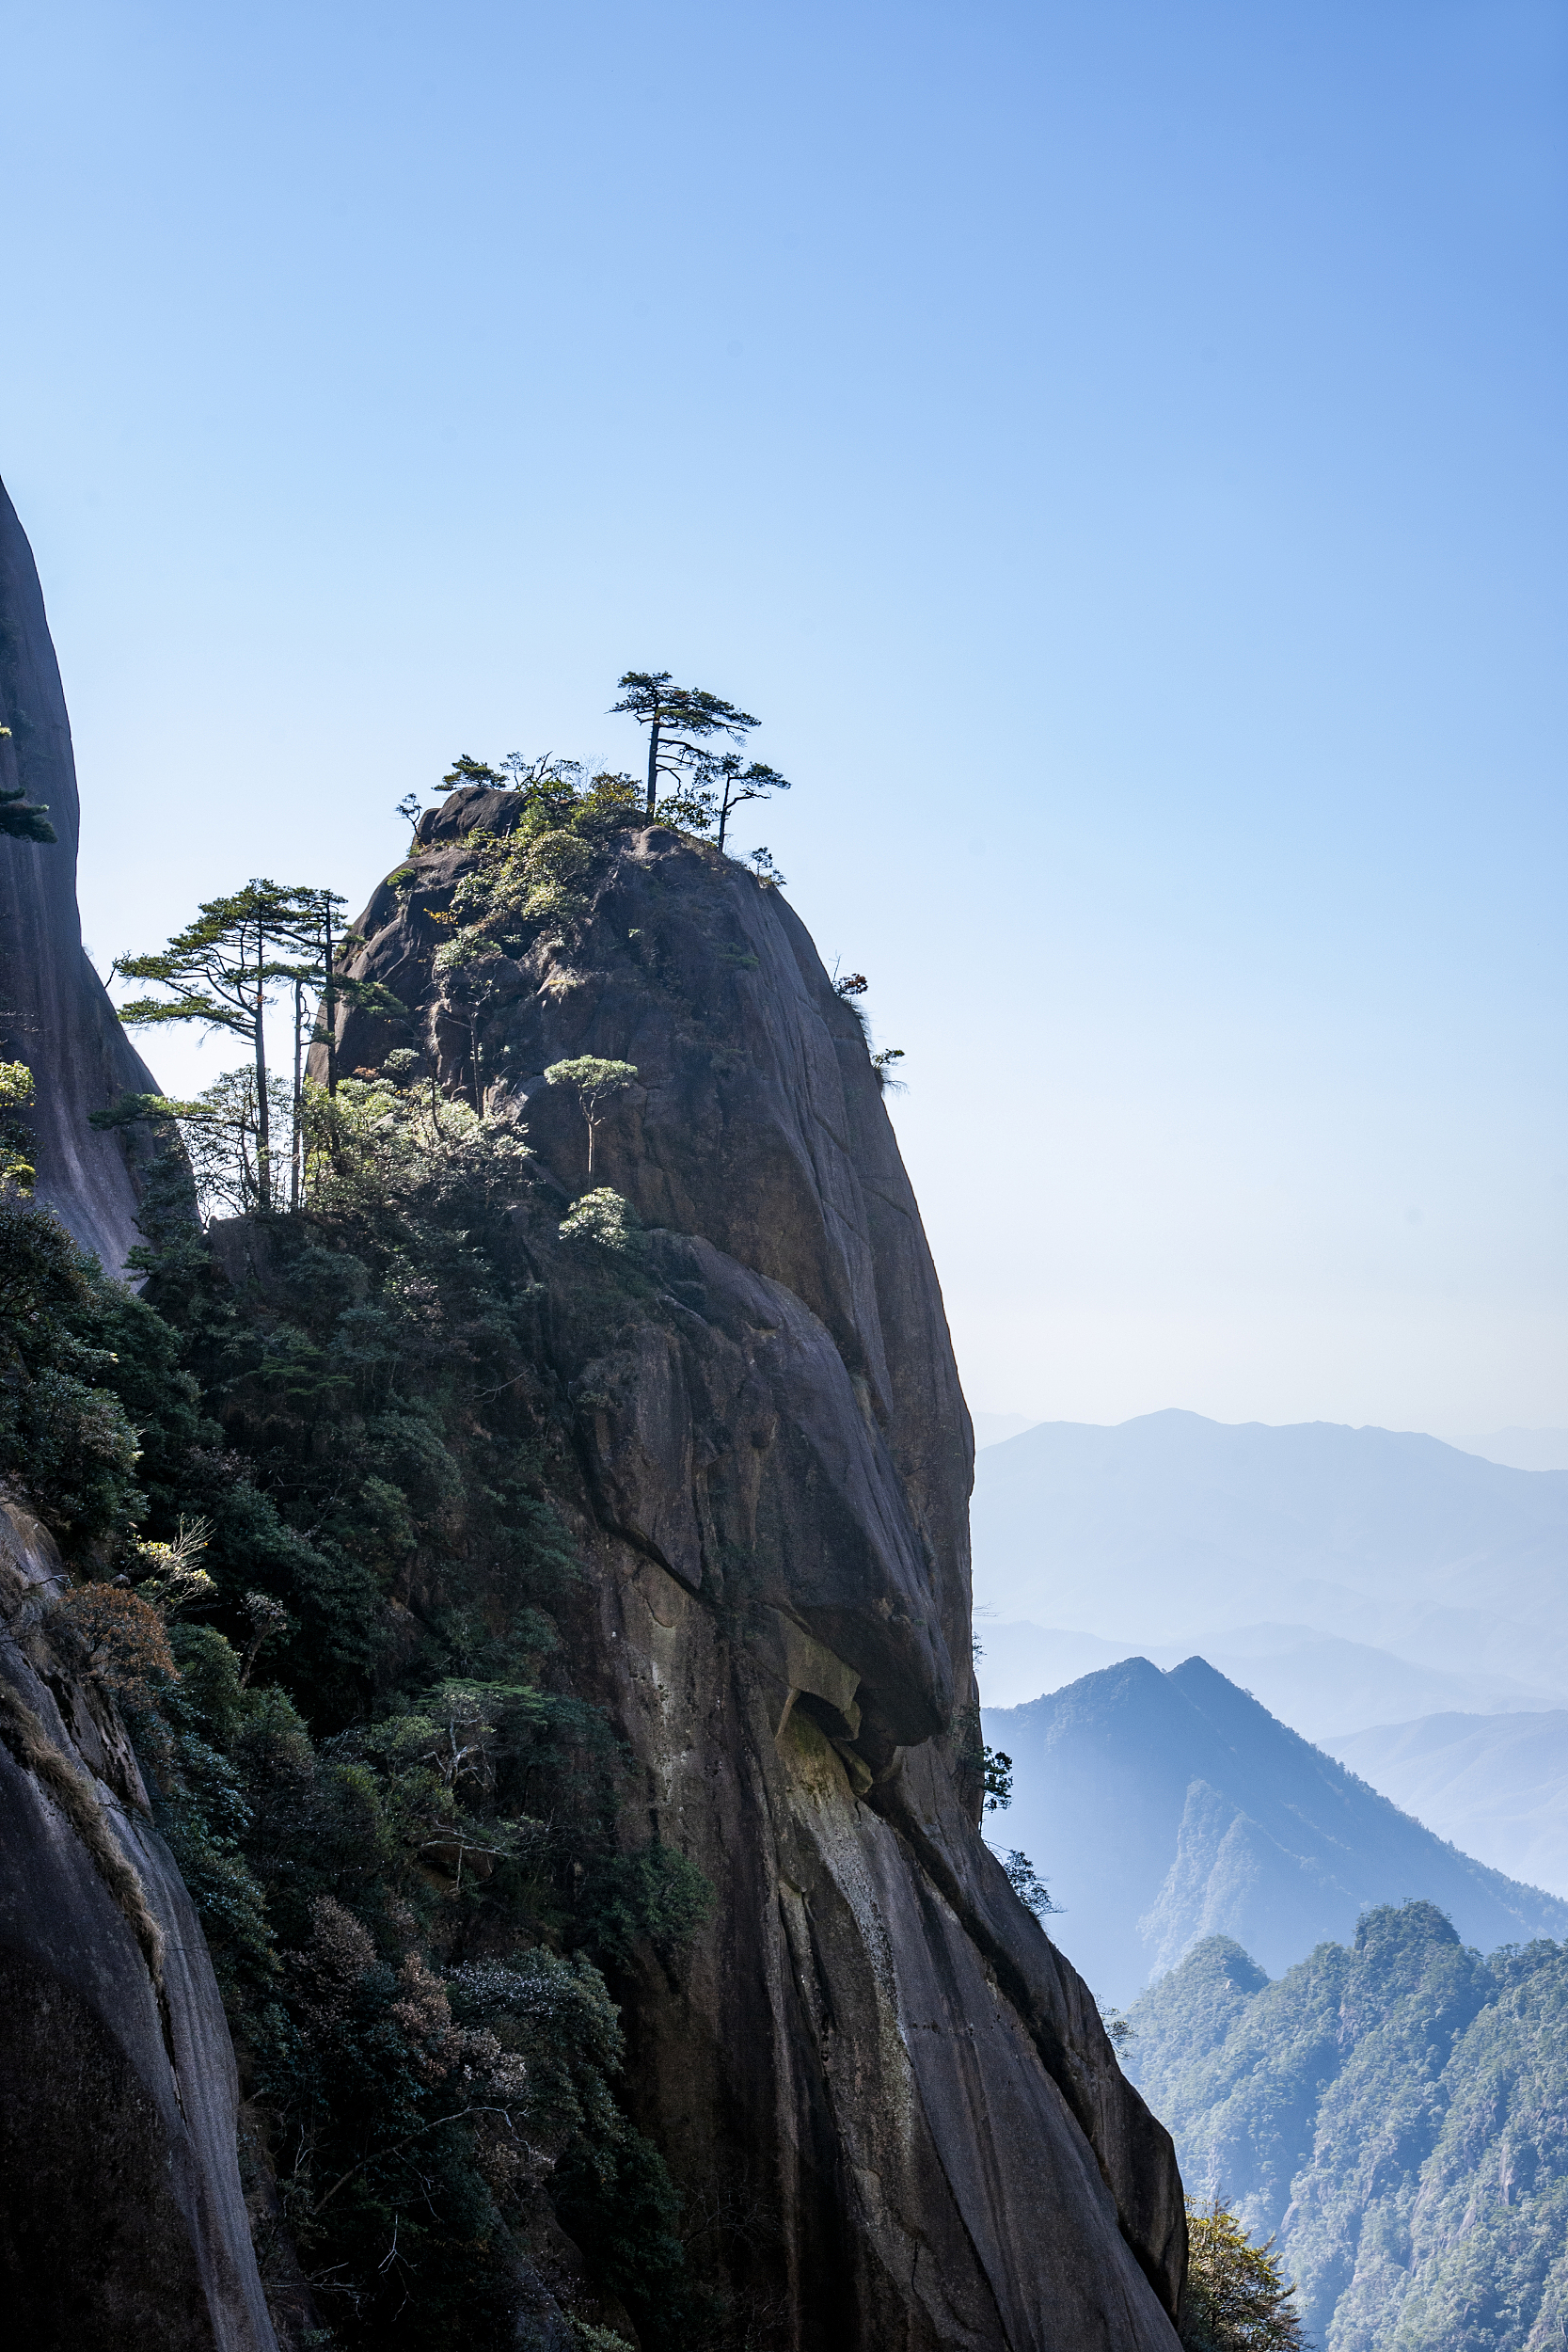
(0, 724, 56, 841)
(0, 783, 56, 843)
(544, 1057, 640, 1176)
(115, 880, 314, 1212)
(610, 673, 759, 816)
(1180, 2202, 1305, 2351)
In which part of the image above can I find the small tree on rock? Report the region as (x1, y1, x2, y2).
(0, 724, 56, 843)
(440, 754, 507, 791)
(696, 752, 791, 850)
(0, 785, 56, 843)
(544, 1057, 639, 1175)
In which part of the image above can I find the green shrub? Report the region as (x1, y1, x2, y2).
(583, 1841, 717, 1971)
(1180, 2201, 1305, 2350)
(559, 1188, 645, 1256)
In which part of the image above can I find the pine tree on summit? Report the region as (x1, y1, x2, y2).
(610, 672, 760, 816)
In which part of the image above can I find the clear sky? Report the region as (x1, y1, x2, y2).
(3, 0, 1563, 1437)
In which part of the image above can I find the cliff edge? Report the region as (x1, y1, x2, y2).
(0, 474, 160, 1275)
(0, 1502, 276, 2351)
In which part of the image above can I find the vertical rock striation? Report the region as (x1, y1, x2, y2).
(0, 482, 274, 2345)
(0, 474, 161, 1275)
(0, 1504, 277, 2351)
(324, 795, 1188, 2347)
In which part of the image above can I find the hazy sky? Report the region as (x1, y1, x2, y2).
(3, 0, 1563, 1436)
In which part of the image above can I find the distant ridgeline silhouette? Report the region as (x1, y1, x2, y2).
(1126, 1901, 1568, 2350)
(984, 1657, 1568, 2007)
(970, 1408, 1568, 1717)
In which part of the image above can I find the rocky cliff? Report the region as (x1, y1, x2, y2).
(0, 1501, 276, 2350)
(0, 483, 277, 2348)
(0, 473, 160, 1275)
(314, 787, 1188, 2346)
(0, 462, 1188, 2339)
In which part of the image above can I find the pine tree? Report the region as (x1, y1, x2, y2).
(544, 1057, 639, 1174)
(114, 881, 315, 1213)
(697, 752, 791, 850)
(1180, 2202, 1305, 2350)
(610, 673, 760, 817)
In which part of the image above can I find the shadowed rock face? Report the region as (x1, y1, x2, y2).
(0, 484, 274, 2344)
(0, 1504, 277, 2351)
(0, 475, 160, 1276)
(322, 791, 1187, 2348)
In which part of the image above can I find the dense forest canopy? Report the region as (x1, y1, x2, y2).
(1127, 1900, 1568, 2350)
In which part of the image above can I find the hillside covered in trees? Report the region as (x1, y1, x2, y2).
(1126, 1902, 1568, 2350)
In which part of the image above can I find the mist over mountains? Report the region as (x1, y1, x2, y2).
(983, 1657, 1568, 2008)
(1326, 1709, 1568, 1899)
(972, 1410, 1568, 1714)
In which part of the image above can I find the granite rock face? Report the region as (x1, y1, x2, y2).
(0, 483, 275, 2344)
(0, 1502, 277, 2351)
(323, 791, 1187, 2348)
(0, 474, 160, 1275)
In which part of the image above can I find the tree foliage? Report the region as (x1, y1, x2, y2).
(0, 1059, 37, 1189)
(0, 781, 56, 842)
(545, 1057, 640, 1176)
(1128, 1902, 1568, 2350)
(0, 726, 56, 840)
(610, 672, 760, 817)
(0, 1077, 718, 2344)
(1180, 2201, 1306, 2351)
(114, 880, 315, 1211)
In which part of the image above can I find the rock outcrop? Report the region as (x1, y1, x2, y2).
(322, 791, 1188, 2347)
(0, 1502, 276, 2351)
(0, 473, 160, 1275)
(0, 445, 1188, 2337)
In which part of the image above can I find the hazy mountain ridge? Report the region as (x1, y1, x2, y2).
(1125, 1903, 1568, 2351)
(1327, 1709, 1568, 1899)
(976, 1615, 1553, 1738)
(983, 1656, 1568, 2006)
(972, 1412, 1568, 1698)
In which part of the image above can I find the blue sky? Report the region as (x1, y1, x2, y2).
(3, 0, 1563, 1434)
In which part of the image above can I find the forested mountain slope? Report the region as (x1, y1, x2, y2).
(1125, 1903, 1568, 2351)
(984, 1657, 1568, 2004)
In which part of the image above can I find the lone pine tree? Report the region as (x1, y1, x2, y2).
(115, 881, 319, 1212)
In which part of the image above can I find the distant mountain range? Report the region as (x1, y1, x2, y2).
(982, 1656, 1568, 2007)
(971, 1409, 1568, 1728)
(974, 1615, 1544, 1737)
(1125, 1903, 1568, 2351)
(1452, 1424, 1568, 1472)
(1327, 1708, 1568, 1898)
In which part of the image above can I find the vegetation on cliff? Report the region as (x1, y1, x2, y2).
(0, 724, 1193, 2349)
(1129, 1899, 1568, 2349)
(0, 957, 725, 2351)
